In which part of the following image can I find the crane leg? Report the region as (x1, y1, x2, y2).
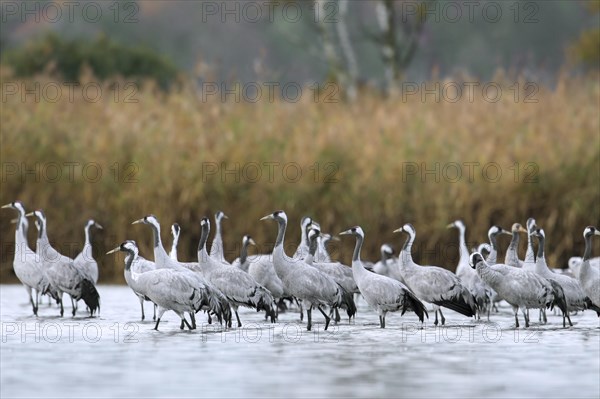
(140, 298, 145, 321)
(235, 310, 242, 328)
(317, 306, 331, 331)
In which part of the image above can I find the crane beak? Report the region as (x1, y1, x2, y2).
(222, 214, 229, 219)
(339, 229, 352, 236)
(10, 218, 18, 224)
(131, 219, 144, 225)
(329, 235, 341, 242)
(392, 227, 403, 234)
(95, 223, 104, 230)
(595, 230, 600, 236)
(501, 229, 512, 235)
(260, 214, 273, 221)
(446, 223, 454, 229)
(1, 204, 12, 209)
(25, 212, 34, 217)
(249, 238, 256, 246)
(106, 247, 120, 255)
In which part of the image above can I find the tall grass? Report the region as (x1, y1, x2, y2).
(1, 71, 599, 283)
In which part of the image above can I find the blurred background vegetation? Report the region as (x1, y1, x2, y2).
(1, 0, 599, 283)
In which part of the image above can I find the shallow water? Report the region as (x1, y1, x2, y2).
(1, 284, 598, 398)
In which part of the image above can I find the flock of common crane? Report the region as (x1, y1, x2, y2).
(3, 201, 600, 331)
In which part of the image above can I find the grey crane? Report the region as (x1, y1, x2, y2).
(568, 256, 600, 279)
(340, 226, 427, 328)
(522, 217, 537, 271)
(305, 227, 358, 295)
(27, 210, 100, 317)
(469, 252, 568, 328)
(486, 225, 511, 265)
(231, 235, 256, 273)
(2, 201, 52, 316)
(577, 226, 600, 311)
(372, 244, 397, 277)
(132, 215, 231, 327)
(531, 228, 599, 326)
(107, 239, 157, 321)
(261, 210, 355, 330)
(231, 237, 286, 317)
(315, 229, 333, 263)
(394, 223, 477, 325)
(292, 216, 313, 260)
(209, 211, 229, 264)
(447, 220, 492, 320)
(108, 240, 214, 330)
(73, 219, 103, 284)
(305, 227, 358, 322)
(169, 223, 181, 261)
(504, 223, 527, 268)
(197, 217, 276, 327)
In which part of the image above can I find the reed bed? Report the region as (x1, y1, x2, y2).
(1, 72, 599, 283)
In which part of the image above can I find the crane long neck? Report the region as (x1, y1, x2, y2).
(198, 224, 209, 254)
(380, 249, 388, 262)
(458, 226, 469, 262)
(509, 231, 520, 251)
(400, 232, 414, 264)
(84, 225, 91, 247)
(583, 234, 593, 261)
(525, 230, 535, 263)
(124, 250, 138, 271)
(403, 233, 413, 251)
(308, 236, 318, 257)
(275, 219, 287, 248)
(489, 233, 498, 252)
(536, 235, 545, 260)
(148, 223, 161, 249)
(300, 223, 308, 248)
(171, 233, 179, 258)
(215, 218, 222, 235)
(14, 209, 25, 244)
(38, 217, 47, 241)
(240, 241, 249, 264)
(353, 234, 363, 262)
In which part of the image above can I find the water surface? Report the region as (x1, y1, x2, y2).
(1, 285, 598, 398)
